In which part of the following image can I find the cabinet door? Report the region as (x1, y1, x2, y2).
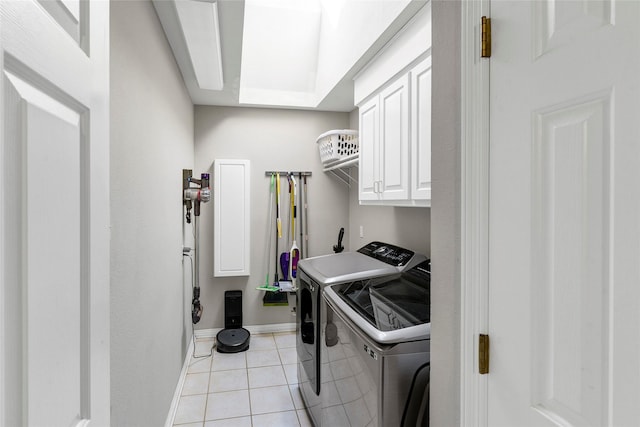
(214, 159, 251, 276)
(359, 96, 380, 201)
(411, 56, 432, 201)
(380, 73, 410, 200)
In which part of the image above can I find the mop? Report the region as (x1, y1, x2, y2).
(256, 173, 279, 292)
(287, 174, 299, 291)
(278, 174, 292, 287)
(278, 174, 297, 292)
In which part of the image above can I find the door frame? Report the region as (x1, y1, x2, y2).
(460, 0, 490, 425)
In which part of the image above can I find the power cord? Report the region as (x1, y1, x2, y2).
(183, 251, 215, 359)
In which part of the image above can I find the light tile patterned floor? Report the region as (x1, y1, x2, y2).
(172, 331, 312, 427)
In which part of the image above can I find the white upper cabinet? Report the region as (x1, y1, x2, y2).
(410, 56, 432, 202)
(379, 73, 410, 201)
(359, 96, 380, 201)
(355, 3, 431, 207)
(358, 61, 429, 206)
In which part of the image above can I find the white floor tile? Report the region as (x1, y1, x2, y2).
(174, 394, 206, 425)
(211, 351, 246, 372)
(274, 332, 296, 349)
(283, 363, 298, 385)
(246, 349, 281, 368)
(187, 355, 212, 374)
(252, 410, 300, 427)
(173, 331, 314, 427)
(247, 365, 287, 388)
(249, 385, 295, 415)
(194, 339, 216, 355)
(204, 416, 252, 427)
(248, 333, 276, 350)
(209, 369, 248, 393)
(289, 385, 304, 410)
(182, 372, 210, 396)
(278, 347, 298, 365)
(297, 409, 314, 427)
(205, 390, 251, 421)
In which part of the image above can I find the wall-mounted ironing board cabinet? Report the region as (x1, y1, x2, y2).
(213, 159, 251, 277)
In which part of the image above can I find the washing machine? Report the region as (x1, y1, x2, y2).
(296, 241, 426, 427)
(323, 259, 430, 426)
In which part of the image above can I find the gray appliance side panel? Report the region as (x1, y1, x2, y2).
(324, 300, 382, 427)
(325, 293, 430, 427)
(296, 272, 323, 426)
(383, 352, 430, 426)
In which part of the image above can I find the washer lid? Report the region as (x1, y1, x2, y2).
(324, 284, 430, 344)
(298, 252, 397, 285)
(323, 260, 431, 344)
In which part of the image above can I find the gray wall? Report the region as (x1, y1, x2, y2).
(110, 1, 194, 425)
(194, 106, 351, 328)
(430, 1, 461, 425)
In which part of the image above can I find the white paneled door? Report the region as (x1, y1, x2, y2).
(489, 0, 640, 426)
(1, 1, 110, 426)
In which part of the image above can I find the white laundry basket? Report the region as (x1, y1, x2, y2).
(316, 129, 359, 166)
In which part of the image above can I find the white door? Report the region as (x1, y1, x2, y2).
(1, 1, 110, 426)
(489, 1, 640, 426)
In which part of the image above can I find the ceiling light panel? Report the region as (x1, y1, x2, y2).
(175, 0, 224, 91)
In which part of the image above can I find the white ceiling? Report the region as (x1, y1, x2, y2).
(153, 0, 427, 112)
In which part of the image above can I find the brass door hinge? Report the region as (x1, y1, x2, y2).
(479, 334, 490, 374)
(481, 16, 491, 58)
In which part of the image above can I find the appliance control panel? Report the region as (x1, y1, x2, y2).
(357, 241, 416, 267)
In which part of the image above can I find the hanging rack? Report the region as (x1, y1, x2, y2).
(265, 171, 312, 177)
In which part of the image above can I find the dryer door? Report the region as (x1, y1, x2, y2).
(297, 269, 322, 427)
(296, 269, 320, 394)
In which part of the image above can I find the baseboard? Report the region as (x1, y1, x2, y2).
(164, 322, 296, 426)
(164, 336, 194, 427)
(194, 322, 296, 339)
